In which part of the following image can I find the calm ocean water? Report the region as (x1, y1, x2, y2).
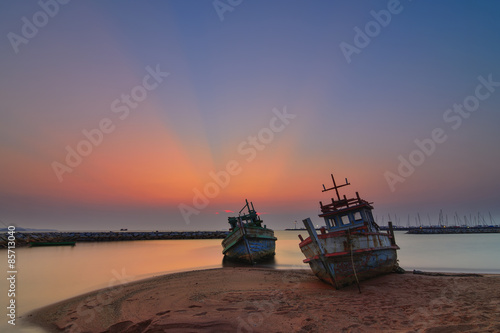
(2, 230, 500, 332)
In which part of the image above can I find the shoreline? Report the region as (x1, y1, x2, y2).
(24, 268, 500, 333)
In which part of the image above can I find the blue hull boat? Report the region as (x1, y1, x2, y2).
(222, 200, 276, 263)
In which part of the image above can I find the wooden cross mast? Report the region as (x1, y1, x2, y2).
(322, 174, 350, 201)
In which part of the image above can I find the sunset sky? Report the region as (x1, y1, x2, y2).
(1, 1, 499, 231)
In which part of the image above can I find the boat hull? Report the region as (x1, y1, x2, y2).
(222, 227, 276, 263)
(300, 231, 398, 288)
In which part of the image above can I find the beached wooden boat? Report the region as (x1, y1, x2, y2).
(222, 200, 277, 263)
(299, 174, 400, 289)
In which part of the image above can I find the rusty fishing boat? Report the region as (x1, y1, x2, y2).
(222, 200, 277, 263)
(299, 174, 400, 289)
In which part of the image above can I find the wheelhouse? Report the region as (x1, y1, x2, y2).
(318, 175, 378, 233)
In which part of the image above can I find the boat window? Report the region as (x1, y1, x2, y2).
(354, 212, 362, 221)
(329, 218, 337, 227)
(341, 215, 350, 225)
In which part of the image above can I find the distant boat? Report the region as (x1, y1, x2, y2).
(285, 220, 321, 231)
(30, 242, 76, 247)
(298, 173, 400, 289)
(221, 200, 277, 263)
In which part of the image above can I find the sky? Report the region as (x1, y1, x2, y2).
(1, 0, 499, 231)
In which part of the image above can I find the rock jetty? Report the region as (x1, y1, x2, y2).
(0, 231, 229, 248)
(407, 226, 500, 234)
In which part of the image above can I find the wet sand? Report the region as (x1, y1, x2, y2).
(25, 268, 500, 332)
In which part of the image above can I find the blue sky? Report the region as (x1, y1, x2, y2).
(1, 0, 499, 230)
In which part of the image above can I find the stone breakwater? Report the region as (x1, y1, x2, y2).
(0, 231, 229, 248)
(407, 227, 500, 234)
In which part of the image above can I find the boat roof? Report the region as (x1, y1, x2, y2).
(319, 174, 374, 216)
(319, 201, 373, 217)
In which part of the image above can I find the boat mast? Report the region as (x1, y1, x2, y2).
(322, 174, 350, 201)
(239, 199, 250, 215)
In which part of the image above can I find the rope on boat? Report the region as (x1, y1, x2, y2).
(348, 229, 361, 293)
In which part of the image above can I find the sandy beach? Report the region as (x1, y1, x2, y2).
(25, 268, 500, 332)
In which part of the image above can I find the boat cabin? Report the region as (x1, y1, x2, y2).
(228, 200, 264, 231)
(318, 175, 379, 233)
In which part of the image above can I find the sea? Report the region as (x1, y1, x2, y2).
(2, 230, 500, 332)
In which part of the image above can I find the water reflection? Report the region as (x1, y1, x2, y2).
(221, 256, 277, 268)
